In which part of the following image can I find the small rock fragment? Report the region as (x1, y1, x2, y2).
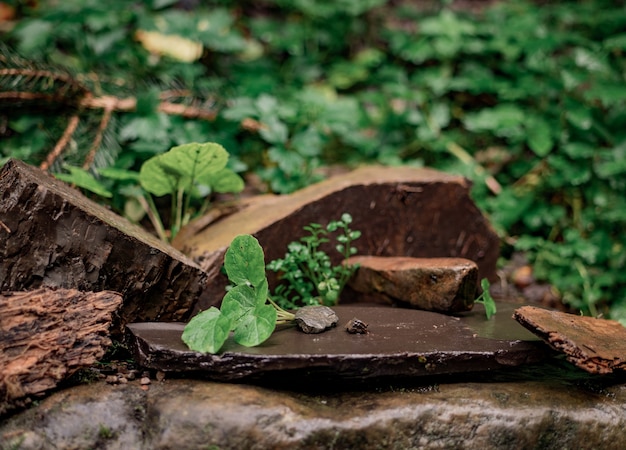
(156, 371, 166, 382)
(345, 318, 369, 334)
(294, 306, 339, 334)
(514, 306, 626, 374)
(140, 377, 151, 386)
(346, 256, 478, 313)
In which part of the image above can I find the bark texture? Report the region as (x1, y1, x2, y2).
(0, 288, 122, 414)
(0, 159, 207, 327)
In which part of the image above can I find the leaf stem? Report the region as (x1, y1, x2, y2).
(268, 297, 296, 323)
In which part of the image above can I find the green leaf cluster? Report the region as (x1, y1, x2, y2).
(3, 0, 626, 322)
(267, 213, 361, 309)
(138, 142, 243, 240)
(182, 234, 294, 353)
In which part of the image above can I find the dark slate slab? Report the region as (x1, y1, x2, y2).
(126, 304, 547, 381)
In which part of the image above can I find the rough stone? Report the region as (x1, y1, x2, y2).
(514, 305, 626, 374)
(346, 255, 478, 313)
(0, 288, 121, 415)
(126, 305, 546, 381)
(0, 159, 207, 328)
(294, 305, 339, 333)
(3, 377, 626, 449)
(175, 166, 499, 312)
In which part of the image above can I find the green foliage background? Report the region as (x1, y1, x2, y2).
(2, 0, 626, 322)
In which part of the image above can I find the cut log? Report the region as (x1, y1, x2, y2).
(0, 159, 207, 327)
(513, 306, 626, 374)
(0, 288, 122, 414)
(175, 166, 499, 312)
(345, 256, 478, 313)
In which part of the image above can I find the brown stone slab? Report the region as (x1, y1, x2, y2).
(513, 306, 626, 374)
(0, 288, 122, 414)
(346, 256, 478, 313)
(126, 305, 545, 381)
(0, 159, 207, 327)
(175, 166, 499, 313)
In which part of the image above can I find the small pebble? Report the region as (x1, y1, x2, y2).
(105, 375, 118, 384)
(345, 317, 369, 334)
(118, 376, 128, 384)
(140, 377, 151, 386)
(156, 371, 166, 382)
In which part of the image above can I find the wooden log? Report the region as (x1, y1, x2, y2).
(0, 288, 122, 414)
(174, 166, 500, 313)
(0, 159, 207, 327)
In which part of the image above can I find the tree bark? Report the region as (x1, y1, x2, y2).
(0, 288, 122, 414)
(0, 159, 207, 329)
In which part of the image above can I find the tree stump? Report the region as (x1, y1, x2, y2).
(0, 288, 122, 414)
(0, 159, 207, 327)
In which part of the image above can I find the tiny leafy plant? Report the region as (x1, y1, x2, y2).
(138, 142, 244, 241)
(474, 278, 497, 320)
(267, 213, 362, 309)
(182, 234, 295, 353)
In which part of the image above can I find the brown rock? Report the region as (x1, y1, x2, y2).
(177, 166, 499, 312)
(0, 288, 122, 414)
(346, 256, 478, 313)
(126, 305, 544, 381)
(513, 305, 626, 374)
(0, 159, 207, 327)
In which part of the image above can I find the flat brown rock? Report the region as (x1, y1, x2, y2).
(126, 305, 545, 381)
(513, 306, 626, 374)
(0, 159, 207, 327)
(177, 166, 499, 312)
(346, 256, 478, 313)
(0, 288, 122, 414)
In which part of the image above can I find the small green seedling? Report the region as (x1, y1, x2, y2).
(267, 213, 361, 309)
(182, 234, 295, 353)
(474, 278, 497, 320)
(138, 142, 244, 241)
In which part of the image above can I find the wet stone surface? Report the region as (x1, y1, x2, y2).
(3, 376, 626, 450)
(125, 305, 547, 381)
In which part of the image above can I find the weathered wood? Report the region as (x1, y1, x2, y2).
(514, 306, 626, 374)
(346, 256, 478, 313)
(0, 159, 207, 326)
(175, 166, 499, 312)
(0, 288, 122, 413)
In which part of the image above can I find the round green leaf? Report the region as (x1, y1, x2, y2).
(233, 303, 277, 347)
(161, 142, 229, 182)
(139, 142, 229, 197)
(221, 284, 257, 323)
(139, 154, 181, 196)
(181, 307, 232, 354)
(224, 234, 267, 287)
(202, 168, 245, 194)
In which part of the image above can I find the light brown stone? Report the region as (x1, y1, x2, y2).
(514, 305, 626, 374)
(346, 255, 478, 313)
